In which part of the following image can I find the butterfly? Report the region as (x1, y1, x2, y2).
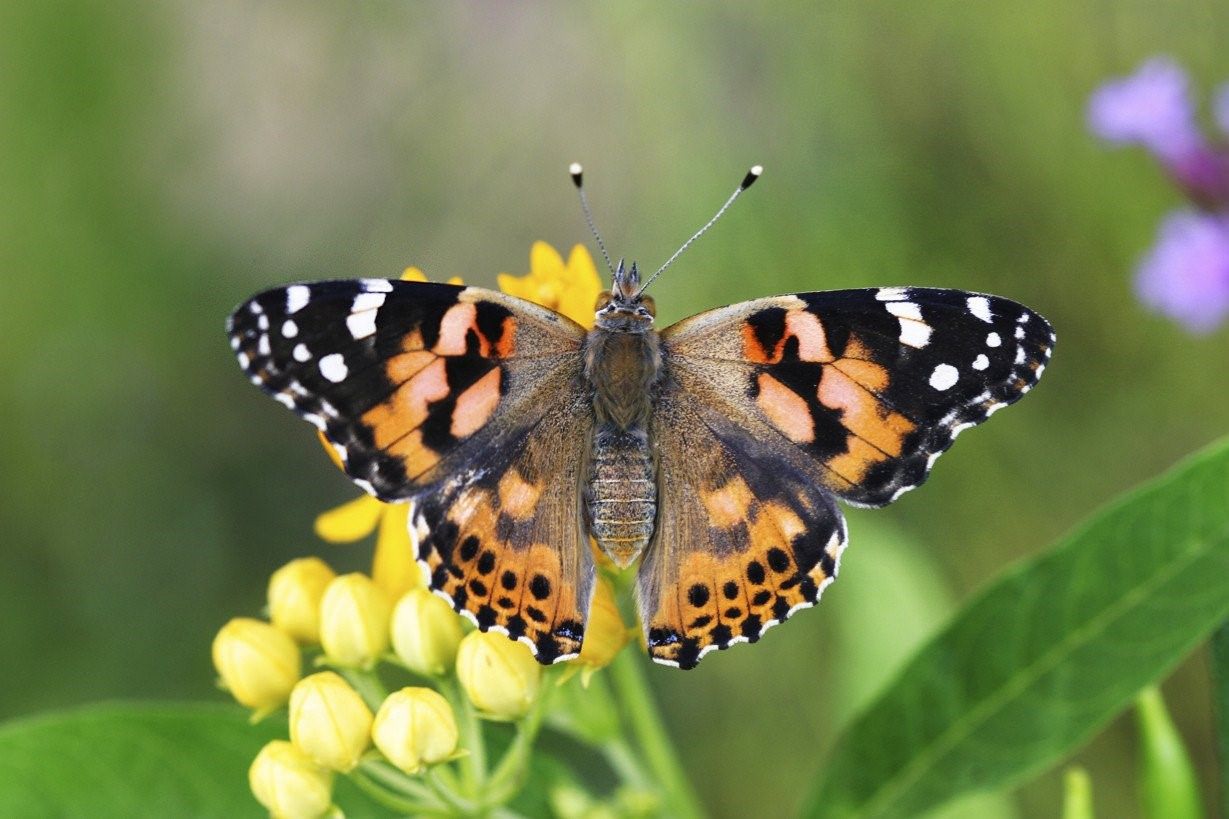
(227, 167, 1054, 669)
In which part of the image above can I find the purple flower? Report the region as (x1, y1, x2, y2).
(1089, 58, 1229, 205)
(1090, 58, 1229, 333)
(1135, 211, 1229, 334)
(1088, 58, 1202, 162)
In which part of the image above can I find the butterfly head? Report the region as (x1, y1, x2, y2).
(595, 259, 656, 332)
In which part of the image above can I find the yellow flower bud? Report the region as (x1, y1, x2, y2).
(212, 617, 301, 712)
(249, 740, 334, 819)
(391, 588, 464, 676)
(372, 687, 459, 774)
(268, 558, 336, 644)
(318, 573, 391, 668)
(288, 671, 373, 772)
(570, 576, 629, 683)
(456, 631, 541, 720)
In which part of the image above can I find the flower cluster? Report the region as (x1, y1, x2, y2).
(1088, 57, 1229, 333)
(214, 245, 677, 818)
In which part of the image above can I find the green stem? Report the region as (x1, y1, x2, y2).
(440, 674, 487, 797)
(1211, 621, 1229, 819)
(339, 667, 389, 712)
(357, 758, 438, 803)
(424, 767, 481, 815)
(609, 647, 705, 819)
(349, 766, 446, 815)
(604, 737, 653, 791)
(484, 677, 555, 806)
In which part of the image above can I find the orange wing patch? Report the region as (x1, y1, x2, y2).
(415, 480, 589, 664)
(644, 487, 846, 669)
(741, 306, 918, 491)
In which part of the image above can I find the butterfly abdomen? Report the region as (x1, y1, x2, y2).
(583, 328, 663, 567)
(587, 427, 657, 568)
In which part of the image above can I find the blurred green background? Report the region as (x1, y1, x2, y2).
(2, 2, 1227, 816)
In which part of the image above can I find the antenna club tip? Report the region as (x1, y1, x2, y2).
(741, 165, 764, 189)
(569, 162, 583, 186)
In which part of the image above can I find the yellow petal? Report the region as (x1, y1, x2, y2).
(316, 430, 345, 473)
(557, 244, 603, 328)
(529, 240, 567, 281)
(314, 496, 383, 543)
(372, 503, 422, 598)
(445, 276, 464, 286)
(401, 267, 428, 282)
(496, 272, 534, 301)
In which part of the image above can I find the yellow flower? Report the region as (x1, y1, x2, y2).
(498, 241, 603, 328)
(568, 576, 630, 684)
(318, 573, 391, 669)
(400, 266, 463, 286)
(314, 494, 422, 599)
(249, 740, 335, 819)
(456, 631, 541, 720)
(267, 558, 336, 644)
(288, 671, 374, 772)
(391, 588, 465, 677)
(372, 687, 460, 774)
(212, 618, 301, 715)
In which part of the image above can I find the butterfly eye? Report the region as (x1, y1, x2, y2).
(640, 296, 656, 317)
(595, 291, 613, 311)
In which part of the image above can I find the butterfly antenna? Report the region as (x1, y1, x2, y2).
(570, 163, 617, 278)
(636, 164, 762, 298)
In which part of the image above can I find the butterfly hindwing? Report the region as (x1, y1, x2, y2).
(412, 390, 597, 663)
(641, 383, 847, 669)
(227, 280, 586, 500)
(661, 287, 1055, 507)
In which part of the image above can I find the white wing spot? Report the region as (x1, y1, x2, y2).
(319, 353, 348, 383)
(967, 296, 993, 323)
(236, 352, 250, 369)
(875, 287, 908, 301)
(898, 320, 932, 348)
(1015, 324, 1026, 340)
(286, 285, 311, 314)
(352, 291, 386, 313)
(256, 313, 269, 331)
(986, 332, 1002, 347)
(1015, 345, 1026, 365)
(347, 311, 378, 340)
(361, 279, 394, 293)
(281, 320, 298, 338)
(885, 301, 923, 320)
(274, 392, 295, 409)
(257, 335, 271, 356)
(972, 353, 989, 370)
(293, 343, 311, 362)
(929, 363, 960, 390)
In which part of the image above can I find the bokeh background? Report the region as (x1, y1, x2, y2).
(2, 2, 1227, 816)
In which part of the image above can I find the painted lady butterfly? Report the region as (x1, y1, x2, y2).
(228, 167, 1054, 669)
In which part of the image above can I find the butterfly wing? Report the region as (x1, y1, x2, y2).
(639, 286, 1054, 667)
(660, 287, 1055, 507)
(641, 387, 848, 669)
(228, 279, 595, 662)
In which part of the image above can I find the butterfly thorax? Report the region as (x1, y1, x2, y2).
(583, 264, 663, 568)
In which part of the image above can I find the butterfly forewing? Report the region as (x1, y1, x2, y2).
(661, 287, 1055, 508)
(228, 280, 584, 500)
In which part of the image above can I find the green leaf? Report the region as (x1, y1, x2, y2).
(0, 702, 282, 817)
(804, 437, 1229, 819)
(0, 702, 389, 818)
